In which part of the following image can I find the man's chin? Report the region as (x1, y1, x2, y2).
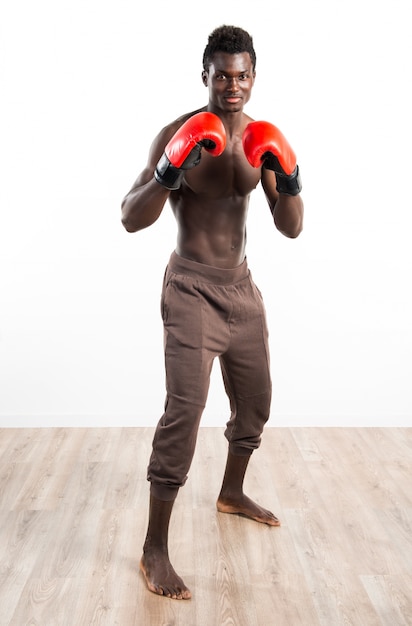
(224, 104, 243, 113)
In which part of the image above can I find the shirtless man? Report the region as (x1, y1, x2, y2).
(121, 25, 304, 600)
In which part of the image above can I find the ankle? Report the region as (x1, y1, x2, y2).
(143, 536, 168, 555)
(218, 486, 244, 501)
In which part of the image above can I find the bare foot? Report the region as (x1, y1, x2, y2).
(217, 493, 281, 526)
(140, 550, 192, 600)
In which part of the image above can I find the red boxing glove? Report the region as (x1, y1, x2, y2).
(243, 121, 302, 195)
(155, 112, 226, 190)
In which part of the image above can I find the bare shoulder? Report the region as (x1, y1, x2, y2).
(159, 107, 207, 138)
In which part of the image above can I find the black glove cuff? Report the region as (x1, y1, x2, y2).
(275, 165, 302, 196)
(154, 154, 184, 190)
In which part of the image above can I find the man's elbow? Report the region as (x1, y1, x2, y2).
(275, 216, 303, 239)
(121, 214, 137, 233)
(120, 198, 137, 233)
(287, 222, 303, 238)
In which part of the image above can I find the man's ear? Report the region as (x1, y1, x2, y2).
(201, 70, 208, 86)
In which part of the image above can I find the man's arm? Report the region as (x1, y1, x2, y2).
(261, 169, 304, 238)
(121, 131, 172, 233)
(121, 112, 226, 233)
(242, 120, 304, 238)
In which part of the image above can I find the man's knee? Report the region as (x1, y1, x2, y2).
(224, 388, 271, 454)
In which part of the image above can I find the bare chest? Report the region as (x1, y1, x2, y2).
(183, 140, 261, 198)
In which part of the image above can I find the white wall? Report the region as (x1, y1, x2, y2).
(1, 0, 411, 427)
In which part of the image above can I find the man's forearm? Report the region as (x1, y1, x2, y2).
(121, 178, 170, 233)
(273, 194, 304, 238)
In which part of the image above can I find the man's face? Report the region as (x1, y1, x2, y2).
(202, 51, 256, 113)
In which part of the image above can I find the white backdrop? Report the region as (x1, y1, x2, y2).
(1, 0, 411, 427)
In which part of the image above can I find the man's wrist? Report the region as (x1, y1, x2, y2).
(276, 165, 302, 196)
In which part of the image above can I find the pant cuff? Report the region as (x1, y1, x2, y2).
(228, 443, 255, 457)
(150, 482, 180, 502)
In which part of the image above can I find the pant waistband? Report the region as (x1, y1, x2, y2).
(168, 251, 249, 286)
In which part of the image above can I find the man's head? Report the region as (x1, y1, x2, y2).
(202, 26, 256, 114)
(202, 25, 256, 72)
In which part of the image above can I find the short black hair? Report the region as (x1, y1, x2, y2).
(202, 25, 256, 71)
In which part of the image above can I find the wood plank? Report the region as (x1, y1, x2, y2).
(361, 574, 412, 626)
(0, 427, 411, 625)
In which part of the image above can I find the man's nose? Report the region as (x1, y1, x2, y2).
(227, 77, 239, 91)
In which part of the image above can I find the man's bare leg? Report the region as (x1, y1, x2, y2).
(217, 450, 281, 526)
(140, 494, 192, 600)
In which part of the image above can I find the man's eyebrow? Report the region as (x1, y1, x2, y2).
(214, 68, 249, 74)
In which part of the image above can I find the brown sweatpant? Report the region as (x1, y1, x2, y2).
(147, 251, 272, 501)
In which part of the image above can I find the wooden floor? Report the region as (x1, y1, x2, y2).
(0, 427, 411, 626)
